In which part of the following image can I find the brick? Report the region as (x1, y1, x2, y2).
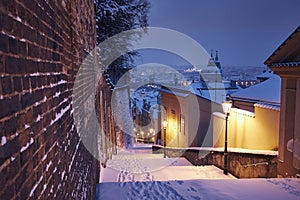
(15, 161, 34, 192)
(5, 56, 23, 74)
(18, 40, 27, 56)
(19, 176, 35, 200)
(0, 1, 98, 199)
(18, 107, 33, 126)
(8, 36, 18, 54)
(28, 43, 39, 58)
(13, 76, 22, 92)
(8, 154, 21, 180)
(3, 116, 17, 136)
(1, 76, 12, 95)
(30, 76, 37, 90)
(2, 14, 14, 33)
(23, 76, 30, 90)
(0, 95, 21, 118)
(0, 33, 9, 53)
(23, 25, 37, 42)
(21, 92, 35, 109)
(0, 166, 9, 189)
(6, 0, 17, 16)
(0, 137, 20, 161)
(0, 55, 4, 73)
(0, 181, 15, 200)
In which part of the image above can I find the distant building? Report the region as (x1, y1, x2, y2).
(191, 50, 240, 103)
(265, 26, 300, 177)
(256, 69, 274, 83)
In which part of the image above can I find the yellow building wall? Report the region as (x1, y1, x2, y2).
(213, 106, 279, 150)
(161, 90, 222, 148)
(161, 92, 184, 147)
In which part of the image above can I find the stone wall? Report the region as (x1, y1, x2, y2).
(0, 0, 99, 199)
(153, 146, 277, 178)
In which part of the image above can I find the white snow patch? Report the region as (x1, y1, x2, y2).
(50, 104, 71, 125)
(29, 175, 43, 197)
(42, 154, 47, 161)
(10, 157, 15, 161)
(213, 112, 226, 119)
(30, 72, 40, 76)
(68, 141, 80, 172)
(50, 80, 67, 88)
(160, 146, 278, 156)
(46, 161, 52, 172)
(61, 171, 66, 180)
(1, 136, 7, 146)
(54, 91, 61, 97)
(16, 16, 22, 22)
(50, 185, 54, 193)
(25, 124, 30, 129)
(20, 143, 29, 152)
(0, 95, 3, 99)
(36, 115, 42, 122)
(20, 138, 34, 152)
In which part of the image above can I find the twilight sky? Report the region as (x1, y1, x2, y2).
(136, 0, 300, 67)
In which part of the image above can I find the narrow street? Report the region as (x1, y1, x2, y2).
(96, 143, 300, 200)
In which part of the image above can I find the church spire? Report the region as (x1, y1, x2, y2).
(215, 50, 219, 61)
(210, 49, 214, 59)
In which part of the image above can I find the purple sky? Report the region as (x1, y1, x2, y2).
(136, 0, 300, 67)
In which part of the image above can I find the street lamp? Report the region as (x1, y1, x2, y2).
(162, 120, 168, 158)
(222, 100, 232, 175)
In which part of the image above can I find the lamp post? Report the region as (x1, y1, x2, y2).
(222, 100, 232, 175)
(162, 120, 168, 158)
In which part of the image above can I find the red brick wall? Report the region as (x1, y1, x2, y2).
(0, 0, 99, 199)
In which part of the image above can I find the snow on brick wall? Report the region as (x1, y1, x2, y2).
(0, 1, 99, 199)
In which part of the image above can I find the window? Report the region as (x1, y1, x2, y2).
(180, 114, 185, 135)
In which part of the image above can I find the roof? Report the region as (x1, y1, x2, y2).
(256, 70, 274, 79)
(230, 74, 281, 104)
(265, 26, 300, 65)
(160, 87, 189, 98)
(254, 102, 280, 111)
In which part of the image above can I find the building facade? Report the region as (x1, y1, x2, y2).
(160, 86, 222, 148)
(265, 26, 300, 177)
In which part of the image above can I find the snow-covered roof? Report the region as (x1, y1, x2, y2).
(230, 74, 281, 104)
(254, 102, 280, 111)
(256, 70, 274, 79)
(160, 87, 189, 97)
(265, 26, 300, 65)
(268, 62, 300, 67)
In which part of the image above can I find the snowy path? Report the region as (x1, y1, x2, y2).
(97, 145, 300, 199)
(100, 145, 235, 182)
(97, 178, 300, 200)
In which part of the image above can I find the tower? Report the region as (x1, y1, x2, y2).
(215, 50, 221, 69)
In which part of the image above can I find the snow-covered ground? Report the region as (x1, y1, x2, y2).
(97, 177, 300, 200)
(97, 144, 300, 200)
